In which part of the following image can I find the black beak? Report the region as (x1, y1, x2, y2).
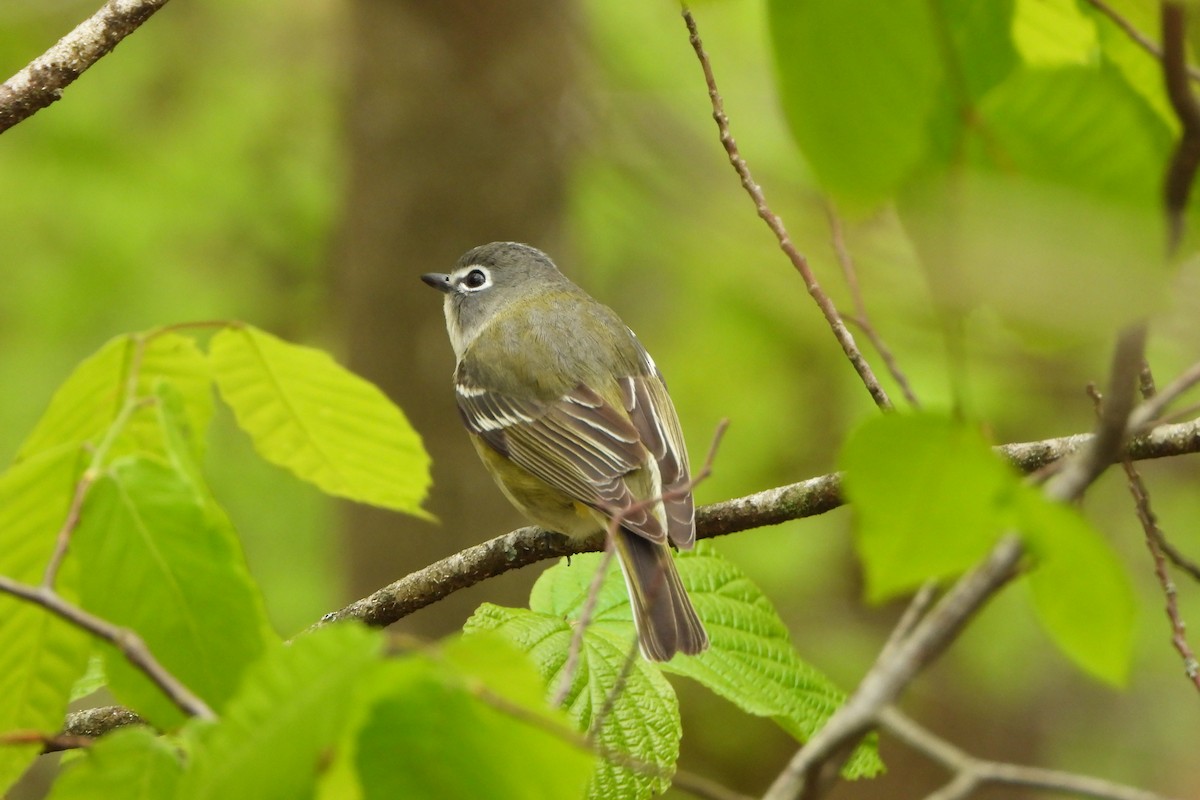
(421, 272, 453, 293)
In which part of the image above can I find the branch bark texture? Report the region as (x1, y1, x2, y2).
(317, 418, 1200, 631)
(0, 0, 170, 134)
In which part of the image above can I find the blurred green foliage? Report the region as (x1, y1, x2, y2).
(3, 0, 1200, 796)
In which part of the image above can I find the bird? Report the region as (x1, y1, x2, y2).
(421, 242, 708, 660)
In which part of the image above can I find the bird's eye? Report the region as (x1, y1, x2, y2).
(462, 268, 489, 290)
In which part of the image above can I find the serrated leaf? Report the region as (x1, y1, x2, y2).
(46, 726, 181, 800)
(840, 413, 1017, 601)
(1019, 489, 1135, 685)
(73, 455, 275, 727)
(349, 636, 592, 800)
(178, 622, 382, 800)
(661, 547, 881, 779)
(0, 447, 92, 793)
(209, 324, 431, 517)
(471, 543, 884, 791)
(16, 332, 212, 464)
(465, 604, 678, 800)
(768, 0, 944, 208)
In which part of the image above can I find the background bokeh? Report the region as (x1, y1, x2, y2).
(2, 0, 1198, 797)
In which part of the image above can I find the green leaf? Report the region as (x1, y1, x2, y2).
(467, 602, 678, 800)
(841, 413, 1135, 683)
(348, 635, 593, 800)
(68, 655, 107, 702)
(1012, 0, 1098, 66)
(768, 0, 944, 207)
(1018, 489, 1135, 685)
(73, 455, 275, 727)
(661, 547, 881, 779)
(209, 324, 431, 517)
(16, 332, 212, 464)
(46, 727, 182, 800)
(840, 413, 1018, 601)
(469, 544, 883, 792)
(178, 622, 382, 800)
(976, 65, 1170, 207)
(1086, 0, 1175, 125)
(0, 447, 92, 794)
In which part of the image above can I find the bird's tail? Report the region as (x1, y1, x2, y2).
(613, 528, 709, 661)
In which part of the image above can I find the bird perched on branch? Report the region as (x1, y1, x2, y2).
(421, 242, 708, 660)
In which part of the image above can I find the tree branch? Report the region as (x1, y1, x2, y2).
(880, 708, 1179, 800)
(311, 416, 1200, 632)
(1082, 0, 1200, 83)
(0, 0, 171, 134)
(762, 329, 1148, 800)
(681, 6, 893, 412)
(0, 576, 214, 721)
(825, 202, 921, 408)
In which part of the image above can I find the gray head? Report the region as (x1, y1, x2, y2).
(421, 242, 572, 357)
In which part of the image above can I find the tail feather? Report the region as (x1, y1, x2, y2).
(614, 529, 709, 661)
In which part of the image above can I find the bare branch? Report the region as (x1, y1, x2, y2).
(881, 708, 1180, 800)
(0, 0, 171, 134)
(762, 536, 1025, 800)
(0, 575, 214, 720)
(1045, 326, 1146, 503)
(825, 202, 921, 407)
(1082, 0, 1200, 82)
(314, 417, 1200, 632)
(681, 7, 893, 411)
(763, 329, 1147, 800)
(1124, 458, 1200, 690)
(552, 545, 614, 708)
(1127, 359, 1200, 434)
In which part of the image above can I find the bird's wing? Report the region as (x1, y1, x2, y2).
(618, 369, 695, 549)
(456, 373, 667, 542)
(617, 336, 695, 549)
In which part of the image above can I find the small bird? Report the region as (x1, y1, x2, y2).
(422, 242, 708, 661)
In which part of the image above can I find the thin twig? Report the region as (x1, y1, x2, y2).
(0, 575, 215, 720)
(1161, 2, 1200, 251)
(682, 7, 893, 411)
(552, 545, 615, 708)
(764, 331, 1147, 800)
(0, 0, 172, 133)
(878, 581, 939, 664)
(0, 730, 94, 754)
(1139, 359, 1158, 399)
(762, 536, 1027, 800)
(825, 202, 920, 407)
(1126, 359, 1200, 434)
(1046, 326, 1147, 502)
(881, 708, 1179, 800)
(1082, 0, 1200, 81)
(1124, 458, 1200, 690)
(42, 335, 149, 588)
(41, 472, 97, 589)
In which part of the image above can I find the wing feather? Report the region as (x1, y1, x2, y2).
(456, 371, 664, 542)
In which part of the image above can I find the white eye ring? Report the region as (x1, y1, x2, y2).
(457, 266, 492, 292)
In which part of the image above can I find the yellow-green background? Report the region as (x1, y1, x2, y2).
(2, 0, 1198, 797)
